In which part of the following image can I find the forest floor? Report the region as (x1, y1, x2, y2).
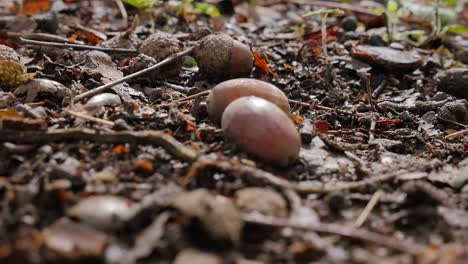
(0, 0, 468, 263)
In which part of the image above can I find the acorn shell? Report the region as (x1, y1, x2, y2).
(207, 78, 289, 123)
(221, 96, 301, 167)
(0, 45, 30, 90)
(138, 32, 184, 77)
(193, 33, 253, 81)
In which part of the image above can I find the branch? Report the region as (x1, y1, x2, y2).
(0, 128, 199, 162)
(73, 47, 194, 102)
(19, 38, 138, 54)
(241, 213, 424, 255)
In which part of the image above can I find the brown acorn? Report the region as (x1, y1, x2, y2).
(138, 31, 184, 77)
(193, 33, 253, 81)
(221, 96, 301, 167)
(0, 45, 34, 90)
(207, 78, 289, 123)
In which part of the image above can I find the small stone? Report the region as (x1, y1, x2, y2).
(43, 219, 108, 262)
(173, 248, 222, 264)
(340, 16, 358, 32)
(351, 45, 422, 72)
(436, 68, 468, 99)
(165, 189, 242, 245)
(234, 187, 288, 218)
(68, 195, 134, 231)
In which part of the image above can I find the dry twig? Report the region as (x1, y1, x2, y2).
(74, 47, 195, 102)
(241, 213, 424, 255)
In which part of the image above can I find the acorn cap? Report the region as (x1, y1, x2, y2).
(139, 32, 184, 77)
(0, 45, 32, 90)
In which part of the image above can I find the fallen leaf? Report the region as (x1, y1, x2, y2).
(18, 0, 51, 15)
(314, 120, 329, 132)
(135, 160, 154, 173)
(253, 51, 278, 77)
(112, 145, 129, 155)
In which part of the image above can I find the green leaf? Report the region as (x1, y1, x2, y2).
(442, 0, 457, 8)
(443, 24, 468, 34)
(123, 0, 153, 8)
(374, 7, 385, 16)
(183, 56, 197, 68)
(387, 0, 399, 13)
(193, 3, 221, 17)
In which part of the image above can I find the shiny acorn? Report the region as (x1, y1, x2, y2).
(207, 78, 289, 123)
(221, 96, 301, 167)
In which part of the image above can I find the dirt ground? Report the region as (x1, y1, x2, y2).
(0, 0, 468, 263)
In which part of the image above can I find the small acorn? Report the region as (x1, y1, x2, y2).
(193, 33, 253, 81)
(0, 45, 34, 90)
(207, 78, 289, 123)
(138, 31, 184, 76)
(221, 96, 301, 167)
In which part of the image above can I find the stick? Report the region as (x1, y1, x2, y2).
(74, 47, 194, 102)
(241, 213, 424, 255)
(155, 90, 210, 108)
(291, 0, 379, 17)
(19, 37, 138, 53)
(445, 128, 468, 139)
(63, 108, 115, 127)
(354, 190, 383, 228)
(0, 128, 199, 162)
(115, 0, 129, 29)
(183, 157, 407, 194)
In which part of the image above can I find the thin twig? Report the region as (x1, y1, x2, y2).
(74, 47, 194, 102)
(288, 99, 367, 117)
(354, 190, 383, 228)
(20, 38, 138, 53)
(0, 128, 199, 162)
(63, 108, 115, 127)
(445, 128, 468, 139)
(5, 32, 71, 43)
(182, 157, 407, 194)
(291, 0, 379, 17)
(368, 114, 378, 143)
(115, 0, 129, 29)
(155, 90, 210, 108)
(241, 213, 424, 255)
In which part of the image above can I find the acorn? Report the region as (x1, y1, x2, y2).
(193, 33, 253, 81)
(138, 31, 184, 77)
(0, 45, 34, 90)
(221, 96, 301, 167)
(207, 78, 289, 123)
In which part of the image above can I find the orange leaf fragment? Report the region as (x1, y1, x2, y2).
(135, 160, 154, 173)
(18, 0, 51, 15)
(314, 120, 329, 132)
(112, 145, 129, 155)
(253, 51, 278, 77)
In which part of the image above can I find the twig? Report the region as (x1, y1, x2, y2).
(372, 80, 387, 99)
(19, 37, 138, 53)
(241, 213, 424, 255)
(291, 0, 379, 17)
(115, 0, 129, 29)
(63, 108, 115, 127)
(0, 128, 199, 162)
(354, 190, 383, 228)
(5, 32, 71, 43)
(288, 99, 367, 117)
(445, 128, 468, 139)
(74, 47, 195, 102)
(155, 90, 209, 108)
(368, 114, 378, 143)
(182, 157, 407, 194)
